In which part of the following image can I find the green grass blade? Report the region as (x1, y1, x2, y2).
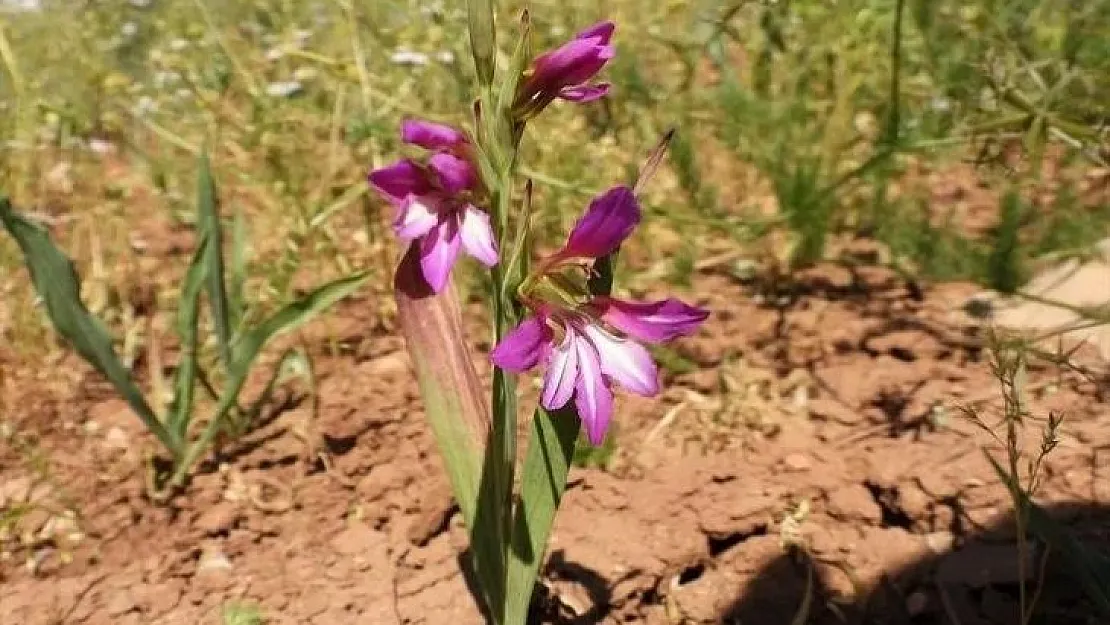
(197, 150, 233, 369)
(167, 233, 210, 440)
(466, 0, 496, 88)
(0, 198, 180, 456)
(228, 207, 247, 334)
(504, 406, 581, 623)
(986, 453, 1110, 614)
(171, 271, 370, 485)
(496, 11, 532, 115)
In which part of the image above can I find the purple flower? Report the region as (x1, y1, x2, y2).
(490, 186, 708, 445)
(368, 119, 498, 293)
(514, 21, 615, 117)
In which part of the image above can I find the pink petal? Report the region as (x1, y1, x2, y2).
(428, 153, 476, 194)
(490, 315, 551, 372)
(541, 331, 579, 411)
(573, 336, 614, 445)
(458, 205, 499, 267)
(576, 21, 615, 45)
(393, 195, 440, 240)
(530, 36, 615, 93)
(419, 216, 461, 293)
(557, 186, 640, 260)
(368, 159, 432, 203)
(594, 297, 709, 343)
(401, 119, 469, 151)
(559, 83, 610, 102)
(582, 325, 659, 397)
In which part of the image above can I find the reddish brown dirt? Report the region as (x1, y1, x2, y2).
(3, 251, 1110, 624)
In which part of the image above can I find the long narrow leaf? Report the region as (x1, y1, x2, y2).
(197, 151, 233, 369)
(0, 198, 180, 456)
(504, 406, 581, 622)
(171, 270, 371, 485)
(167, 233, 211, 440)
(228, 207, 248, 333)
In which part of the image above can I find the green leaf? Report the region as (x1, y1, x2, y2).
(986, 453, 1110, 614)
(197, 150, 233, 369)
(466, 0, 497, 88)
(171, 271, 370, 485)
(228, 206, 248, 333)
(496, 11, 532, 115)
(167, 232, 211, 440)
(0, 198, 180, 456)
(504, 406, 581, 623)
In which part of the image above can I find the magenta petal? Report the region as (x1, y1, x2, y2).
(428, 153, 476, 194)
(531, 37, 614, 92)
(368, 159, 432, 203)
(582, 325, 659, 397)
(559, 82, 610, 102)
(573, 336, 614, 445)
(458, 205, 498, 267)
(595, 297, 709, 343)
(401, 119, 468, 151)
(419, 216, 461, 293)
(558, 185, 640, 259)
(491, 315, 551, 372)
(541, 331, 579, 411)
(576, 21, 615, 45)
(393, 195, 440, 240)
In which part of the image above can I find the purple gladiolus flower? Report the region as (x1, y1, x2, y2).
(513, 21, 616, 117)
(368, 119, 498, 293)
(490, 186, 708, 445)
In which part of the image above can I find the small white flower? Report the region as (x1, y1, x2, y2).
(929, 96, 952, 113)
(174, 87, 193, 101)
(89, 138, 116, 155)
(265, 80, 303, 98)
(390, 49, 429, 66)
(435, 50, 455, 64)
(121, 21, 138, 38)
(266, 47, 284, 62)
(169, 38, 188, 51)
(292, 66, 318, 82)
(129, 0, 153, 7)
(133, 96, 158, 116)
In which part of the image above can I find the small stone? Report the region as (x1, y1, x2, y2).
(906, 589, 929, 616)
(924, 531, 955, 554)
(104, 426, 130, 450)
(808, 398, 864, 425)
(196, 548, 233, 574)
(195, 502, 241, 535)
(826, 484, 882, 524)
(105, 588, 137, 617)
(782, 453, 812, 472)
(0, 476, 32, 507)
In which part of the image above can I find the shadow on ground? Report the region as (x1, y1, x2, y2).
(718, 501, 1110, 625)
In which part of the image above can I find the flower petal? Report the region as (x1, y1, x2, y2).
(530, 36, 615, 93)
(576, 21, 616, 45)
(368, 159, 432, 203)
(541, 330, 579, 411)
(559, 82, 610, 102)
(393, 195, 440, 240)
(428, 152, 476, 194)
(573, 336, 614, 445)
(558, 185, 640, 259)
(401, 119, 468, 151)
(459, 204, 499, 267)
(491, 315, 551, 373)
(582, 325, 659, 397)
(594, 297, 709, 343)
(419, 216, 461, 293)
